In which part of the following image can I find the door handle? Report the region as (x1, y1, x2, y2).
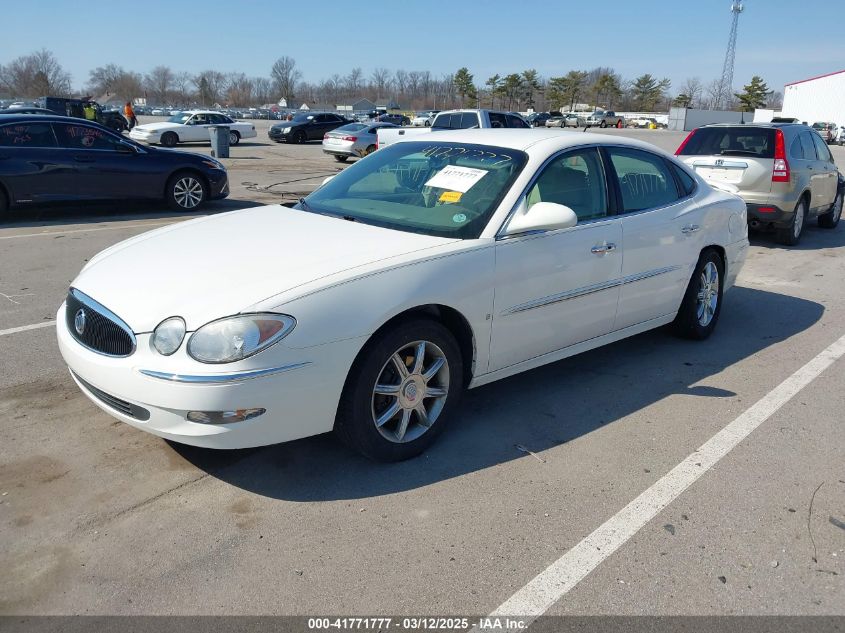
(591, 242, 617, 254)
(681, 224, 701, 234)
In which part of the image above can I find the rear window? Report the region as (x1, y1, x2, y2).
(678, 127, 776, 158)
(0, 122, 57, 147)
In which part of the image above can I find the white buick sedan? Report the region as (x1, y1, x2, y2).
(129, 110, 257, 147)
(58, 130, 748, 461)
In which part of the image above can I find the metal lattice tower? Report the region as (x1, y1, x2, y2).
(716, 0, 745, 109)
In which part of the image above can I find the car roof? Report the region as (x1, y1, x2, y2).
(0, 113, 83, 123)
(408, 128, 670, 154)
(697, 122, 807, 130)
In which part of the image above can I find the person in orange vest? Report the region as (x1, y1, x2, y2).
(124, 101, 137, 130)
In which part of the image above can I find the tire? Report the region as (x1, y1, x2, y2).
(334, 154, 348, 163)
(291, 130, 306, 144)
(365, 144, 376, 155)
(335, 318, 463, 462)
(228, 130, 240, 146)
(0, 184, 8, 218)
(818, 191, 842, 229)
(424, 121, 430, 127)
(777, 198, 807, 245)
(673, 249, 724, 340)
(600, 121, 607, 128)
(166, 171, 207, 211)
(160, 132, 178, 147)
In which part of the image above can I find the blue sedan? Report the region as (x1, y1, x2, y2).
(0, 114, 229, 215)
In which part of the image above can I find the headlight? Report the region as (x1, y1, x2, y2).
(152, 317, 186, 356)
(281, 127, 291, 134)
(187, 313, 295, 364)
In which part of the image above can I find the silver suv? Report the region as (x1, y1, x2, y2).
(676, 123, 843, 245)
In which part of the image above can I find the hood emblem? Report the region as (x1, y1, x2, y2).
(74, 309, 86, 336)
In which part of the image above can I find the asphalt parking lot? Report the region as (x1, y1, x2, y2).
(1, 121, 844, 620)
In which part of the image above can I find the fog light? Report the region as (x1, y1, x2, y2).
(187, 408, 266, 425)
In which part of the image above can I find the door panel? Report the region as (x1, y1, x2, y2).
(491, 222, 622, 371)
(606, 148, 700, 329)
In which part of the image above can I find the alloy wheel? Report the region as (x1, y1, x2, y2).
(371, 340, 450, 443)
(696, 261, 719, 326)
(793, 202, 805, 238)
(173, 177, 203, 209)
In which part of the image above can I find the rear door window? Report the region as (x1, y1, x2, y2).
(800, 132, 818, 160)
(54, 123, 123, 150)
(459, 112, 479, 129)
(678, 127, 776, 158)
(607, 148, 680, 212)
(506, 114, 529, 128)
(0, 122, 57, 147)
(811, 133, 833, 162)
(488, 112, 507, 128)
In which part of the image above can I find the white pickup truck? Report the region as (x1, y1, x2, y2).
(377, 109, 531, 149)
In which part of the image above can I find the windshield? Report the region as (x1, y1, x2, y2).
(302, 141, 528, 239)
(677, 127, 776, 158)
(167, 114, 190, 124)
(292, 114, 312, 123)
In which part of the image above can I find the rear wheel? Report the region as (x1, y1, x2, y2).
(777, 198, 807, 245)
(228, 130, 240, 145)
(160, 132, 178, 147)
(166, 172, 207, 211)
(673, 249, 724, 340)
(365, 144, 376, 155)
(335, 318, 463, 462)
(818, 191, 842, 228)
(334, 155, 348, 162)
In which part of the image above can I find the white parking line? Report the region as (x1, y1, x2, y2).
(0, 220, 176, 240)
(0, 321, 56, 336)
(476, 331, 845, 628)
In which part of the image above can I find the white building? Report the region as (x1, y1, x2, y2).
(781, 69, 845, 126)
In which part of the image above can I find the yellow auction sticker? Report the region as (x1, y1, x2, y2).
(439, 191, 462, 203)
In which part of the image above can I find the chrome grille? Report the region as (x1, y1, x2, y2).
(65, 288, 136, 357)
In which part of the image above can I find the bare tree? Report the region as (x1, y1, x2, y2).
(270, 56, 301, 102)
(370, 67, 392, 100)
(173, 72, 193, 105)
(87, 64, 143, 101)
(145, 65, 174, 104)
(0, 49, 71, 97)
(678, 77, 703, 109)
(394, 69, 408, 95)
(345, 67, 363, 97)
(194, 70, 226, 106)
(225, 73, 253, 106)
(252, 77, 272, 106)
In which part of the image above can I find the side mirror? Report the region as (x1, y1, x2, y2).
(504, 201, 578, 235)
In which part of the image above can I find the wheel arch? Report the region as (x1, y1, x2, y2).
(359, 303, 477, 388)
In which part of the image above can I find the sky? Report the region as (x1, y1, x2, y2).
(3, 0, 843, 94)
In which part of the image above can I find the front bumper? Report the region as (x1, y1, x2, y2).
(208, 171, 229, 200)
(129, 130, 159, 144)
(268, 128, 289, 141)
(57, 303, 364, 449)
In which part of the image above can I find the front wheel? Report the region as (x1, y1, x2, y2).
(166, 172, 207, 211)
(777, 198, 807, 245)
(600, 121, 607, 128)
(160, 132, 178, 147)
(673, 250, 724, 340)
(818, 191, 842, 228)
(291, 130, 306, 144)
(335, 318, 463, 462)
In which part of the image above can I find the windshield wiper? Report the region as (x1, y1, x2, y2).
(298, 197, 357, 223)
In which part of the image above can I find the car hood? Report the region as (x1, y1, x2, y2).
(133, 122, 182, 132)
(71, 205, 458, 332)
